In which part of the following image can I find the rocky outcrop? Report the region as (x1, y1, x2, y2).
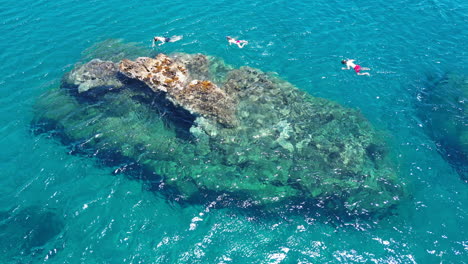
(63, 59, 123, 93)
(33, 43, 403, 215)
(119, 54, 237, 126)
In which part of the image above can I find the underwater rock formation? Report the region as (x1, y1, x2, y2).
(0, 206, 64, 260)
(33, 41, 403, 215)
(416, 73, 467, 182)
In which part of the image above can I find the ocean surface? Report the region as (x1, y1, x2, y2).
(0, 0, 467, 263)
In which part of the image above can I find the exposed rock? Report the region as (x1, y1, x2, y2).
(173, 53, 211, 80)
(33, 47, 403, 215)
(119, 54, 188, 93)
(119, 54, 237, 126)
(63, 59, 123, 93)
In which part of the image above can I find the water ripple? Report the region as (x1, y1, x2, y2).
(1, 0, 467, 262)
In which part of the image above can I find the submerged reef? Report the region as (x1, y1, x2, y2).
(0, 206, 64, 260)
(416, 73, 467, 182)
(33, 40, 402, 215)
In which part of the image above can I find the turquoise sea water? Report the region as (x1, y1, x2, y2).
(1, 0, 467, 263)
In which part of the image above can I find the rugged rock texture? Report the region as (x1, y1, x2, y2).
(119, 54, 237, 126)
(63, 59, 123, 93)
(33, 42, 403, 215)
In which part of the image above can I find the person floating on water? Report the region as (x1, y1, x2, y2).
(226, 36, 248, 48)
(152, 35, 183, 47)
(341, 59, 370, 76)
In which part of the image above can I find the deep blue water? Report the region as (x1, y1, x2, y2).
(0, 0, 467, 263)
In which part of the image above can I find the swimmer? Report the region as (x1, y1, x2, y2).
(152, 35, 183, 47)
(226, 36, 248, 48)
(341, 59, 370, 76)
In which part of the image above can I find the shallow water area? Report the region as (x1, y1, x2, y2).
(1, 0, 467, 263)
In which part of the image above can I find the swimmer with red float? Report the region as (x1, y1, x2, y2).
(226, 36, 248, 48)
(341, 59, 370, 76)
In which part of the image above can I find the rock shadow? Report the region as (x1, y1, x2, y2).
(0, 206, 64, 261)
(414, 72, 467, 182)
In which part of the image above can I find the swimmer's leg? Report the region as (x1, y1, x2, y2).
(169, 35, 183, 42)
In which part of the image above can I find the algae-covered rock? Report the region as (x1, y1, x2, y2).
(33, 42, 403, 215)
(416, 73, 467, 182)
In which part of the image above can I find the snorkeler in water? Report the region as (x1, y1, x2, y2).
(341, 59, 371, 76)
(226, 36, 248, 48)
(152, 35, 183, 47)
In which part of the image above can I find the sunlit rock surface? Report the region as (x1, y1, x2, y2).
(119, 54, 237, 126)
(63, 59, 123, 94)
(33, 40, 403, 215)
